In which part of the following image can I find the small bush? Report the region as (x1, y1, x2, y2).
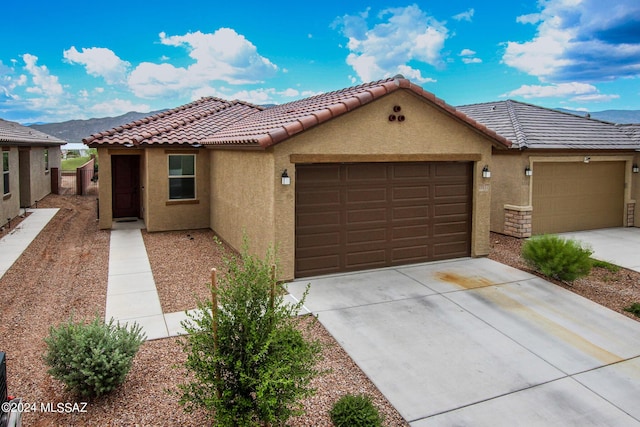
(590, 258, 620, 273)
(44, 315, 145, 397)
(522, 235, 593, 282)
(330, 394, 384, 427)
(624, 303, 640, 318)
(177, 240, 322, 426)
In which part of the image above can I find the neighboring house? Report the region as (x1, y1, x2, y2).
(0, 119, 65, 228)
(457, 101, 640, 237)
(84, 76, 511, 279)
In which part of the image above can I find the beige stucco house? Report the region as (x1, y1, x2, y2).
(458, 101, 640, 237)
(84, 77, 640, 279)
(0, 119, 65, 228)
(84, 77, 511, 279)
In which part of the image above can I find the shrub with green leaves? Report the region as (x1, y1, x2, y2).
(330, 394, 384, 427)
(522, 234, 593, 282)
(44, 315, 145, 397)
(624, 302, 640, 318)
(177, 241, 322, 426)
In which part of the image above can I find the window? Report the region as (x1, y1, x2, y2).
(44, 149, 49, 171)
(2, 152, 9, 195)
(168, 154, 195, 199)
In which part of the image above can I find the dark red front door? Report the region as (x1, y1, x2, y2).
(112, 155, 140, 218)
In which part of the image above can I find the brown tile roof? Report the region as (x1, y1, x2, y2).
(0, 118, 66, 146)
(83, 97, 263, 146)
(457, 100, 639, 150)
(83, 76, 511, 149)
(203, 76, 511, 148)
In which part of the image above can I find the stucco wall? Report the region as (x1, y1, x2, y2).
(26, 146, 54, 206)
(491, 152, 638, 234)
(1, 147, 20, 227)
(272, 90, 497, 279)
(96, 147, 114, 229)
(209, 149, 275, 262)
(631, 153, 639, 227)
(145, 148, 210, 232)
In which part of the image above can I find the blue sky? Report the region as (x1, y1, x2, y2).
(1, 0, 639, 124)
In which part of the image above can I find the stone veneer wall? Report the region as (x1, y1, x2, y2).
(504, 206, 532, 238)
(628, 202, 635, 227)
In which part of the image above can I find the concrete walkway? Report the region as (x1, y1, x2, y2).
(287, 258, 640, 426)
(559, 227, 640, 272)
(0, 208, 59, 279)
(105, 220, 192, 340)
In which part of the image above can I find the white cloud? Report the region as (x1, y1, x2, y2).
(90, 98, 151, 116)
(127, 29, 278, 99)
(502, 82, 618, 102)
(453, 8, 474, 22)
(335, 5, 446, 83)
(63, 47, 130, 85)
(504, 0, 640, 82)
(459, 49, 482, 64)
(22, 54, 63, 97)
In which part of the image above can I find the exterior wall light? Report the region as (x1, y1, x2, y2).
(633, 164, 639, 173)
(281, 169, 291, 185)
(482, 165, 491, 178)
(525, 166, 532, 176)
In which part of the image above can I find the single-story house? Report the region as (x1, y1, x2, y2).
(84, 76, 512, 279)
(457, 101, 640, 237)
(84, 76, 640, 279)
(0, 119, 65, 228)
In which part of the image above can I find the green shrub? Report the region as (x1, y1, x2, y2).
(590, 258, 620, 273)
(177, 241, 322, 426)
(44, 315, 145, 397)
(624, 303, 640, 318)
(330, 394, 384, 427)
(522, 235, 593, 282)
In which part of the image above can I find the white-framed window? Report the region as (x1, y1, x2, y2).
(2, 152, 9, 195)
(168, 154, 195, 199)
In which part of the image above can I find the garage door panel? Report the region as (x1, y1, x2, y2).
(297, 211, 341, 227)
(434, 203, 470, 217)
(297, 232, 340, 249)
(296, 162, 472, 277)
(346, 164, 388, 181)
(297, 189, 341, 206)
(347, 228, 387, 244)
(392, 163, 430, 178)
(346, 187, 387, 203)
(435, 183, 469, 197)
(393, 205, 430, 220)
(532, 162, 624, 234)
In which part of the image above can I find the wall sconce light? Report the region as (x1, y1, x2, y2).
(281, 169, 291, 185)
(583, 156, 591, 163)
(525, 166, 532, 176)
(633, 164, 639, 173)
(482, 165, 491, 178)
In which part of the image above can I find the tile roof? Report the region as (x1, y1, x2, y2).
(202, 76, 511, 148)
(0, 118, 66, 146)
(83, 76, 511, 149)
(617, 124, 640, 145)
(83, 97, 263, 146)
(457, 100, 639, 150)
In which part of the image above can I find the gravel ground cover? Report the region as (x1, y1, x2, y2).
(1, 194, 406, 426)
(1, 194, 638, 426)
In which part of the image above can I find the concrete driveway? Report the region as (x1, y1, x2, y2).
(559, 227, 640, 272)
(286, 258, 640, 426)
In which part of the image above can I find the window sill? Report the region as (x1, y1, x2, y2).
(166, 199, 199, 206)
(3, 193, 11, 200)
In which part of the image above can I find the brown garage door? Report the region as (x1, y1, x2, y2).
(532, 161, 624, 235)
(295, 162, 472, 277)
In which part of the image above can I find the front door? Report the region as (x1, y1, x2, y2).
(111, 155, 140, 218)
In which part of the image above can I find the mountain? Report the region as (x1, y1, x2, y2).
(29, 110, 166, 144)
(555, 108, 640, 124)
